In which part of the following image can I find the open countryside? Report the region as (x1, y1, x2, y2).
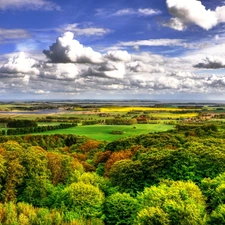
(0, 100, 225, 224)
(34, 124, 174, 141)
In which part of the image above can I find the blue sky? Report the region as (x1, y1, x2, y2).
(1, 0, 225, 100)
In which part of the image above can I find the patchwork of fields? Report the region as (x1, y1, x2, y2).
(1, 103, 224, 141)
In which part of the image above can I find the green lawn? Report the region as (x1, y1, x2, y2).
(31, 124, 174, 141)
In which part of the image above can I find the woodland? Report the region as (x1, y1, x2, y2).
(0, 103, 225, 224)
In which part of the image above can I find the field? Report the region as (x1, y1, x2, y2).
(0, 102, 216, 141)
(150, 112, 199, 118)
(100, 106, 184, 112)
(32, 124, 174, 141)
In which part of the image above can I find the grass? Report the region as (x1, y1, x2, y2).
(31, 124, 174, 141)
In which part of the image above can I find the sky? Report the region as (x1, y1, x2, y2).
(1, 0, 225, 100)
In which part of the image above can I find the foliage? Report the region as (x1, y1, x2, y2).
(105, 118, 137, 125)
(109, 159, 144, 194)
(7, 123, 77, 135)
(7, 119, 37, 128)
(104, 192, 139, 225)
(201, 172, 225, 211)
(1, 115, 225, 224)
(209, 204, 225, 225)
(136, 206, 171, 225)
(60, 182, 105, 218)
(137, 181, 207, 225)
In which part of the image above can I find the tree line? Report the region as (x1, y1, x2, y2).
(6, 123, 77, 135)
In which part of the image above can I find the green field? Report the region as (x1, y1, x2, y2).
(31, 124, 174, 141)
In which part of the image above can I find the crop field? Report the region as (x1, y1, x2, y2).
(150, 112, 199, 119)
(100, 106, 184, 112)
(32, 124, 174, 141)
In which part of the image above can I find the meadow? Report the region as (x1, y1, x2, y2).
(0, 103, 206, 141)
(32, 124, 174, 141)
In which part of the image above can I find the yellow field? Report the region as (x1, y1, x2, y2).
(100, 106, 185, 112)
(150, 112, 199, 118)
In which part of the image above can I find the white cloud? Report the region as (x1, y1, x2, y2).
(35, 90, 50, 94)
(0, 28, 30, 42)
(83, 62, 126, 79)
(113, 8, 161, 16)
(194, 56, 225, 69)
(114, 8, 135, 16)
(138, 8, 161, 16)
(204, 74, 225, 87)
(166, 0, 225, 30)
(118, 39, 184, 48)
(0, 52, 39, 75)
(0, 0, 60, 10)
(169, 71, 196, 78)
(126, 61, 165, 73)
(43, 32, 103, 64)
(2, 32, 225, 98)
(156, 76, 180, 89)
(39, 63, 80, 81)
(57, 24, 111, 37)
(16, 40, 39, 52)
(105, 50, 131, 62)
(163, 18, 187, 31)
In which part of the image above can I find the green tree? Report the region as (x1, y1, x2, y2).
(209, 204, 225, 225)
(109, 159, 144, 194)
(201, 172, 225, 211)
(60, 182, 104, 218)
(104, 192, 139, 225)
(17, 146, 50, 207)
(137, 181, 207, 225)
(136, 206, 170, 225)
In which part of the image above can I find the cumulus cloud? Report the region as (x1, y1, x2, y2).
(204, 74, 225, 87)
(105, 50, 131, 62)
(2, 32, 225, 98)
(43, 32, 103, 64)
(166, 0, 225, 30)
(0, 0, 60, 10)
(155, 76, 180, 89)
(57, 23, 111, 37)
(194, 56, 225, 69)
(39, 63, 80, 80)
(126, 61, 165, 73)
(163, 18, 187, 31)
(0, 52, 39, 75)
(169, 71, 196, 78)
(0, 28, 30, 42)
(83, 62, 126, 79)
